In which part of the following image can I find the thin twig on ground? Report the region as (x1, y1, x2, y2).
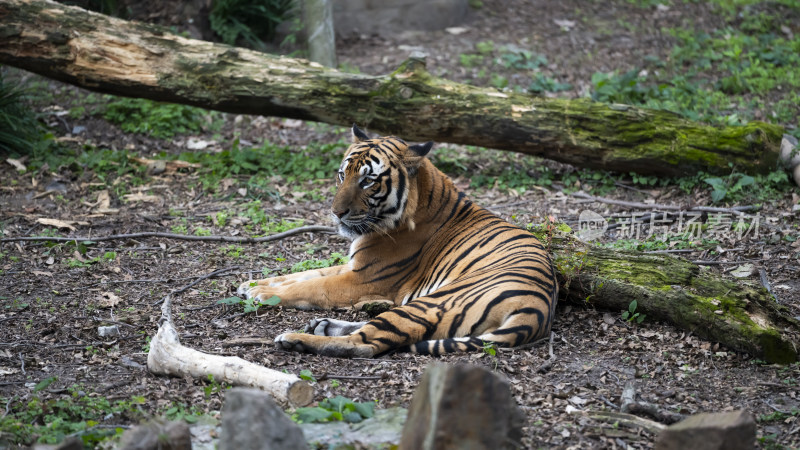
(759, 268, 780, 302)
(0, 225, 337, 244)
(571, 191, 757, 216)
(317, 373, 387, 381)
(537, 332, 556, 373)
(620, 380, 686, 424)
(151, 266, 240, 306)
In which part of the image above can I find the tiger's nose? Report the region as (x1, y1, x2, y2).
(332, 208, 349, 219)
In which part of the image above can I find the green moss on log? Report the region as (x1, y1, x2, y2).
(548, 236, 798, 363)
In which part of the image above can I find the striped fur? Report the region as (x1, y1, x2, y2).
(238, 125, 558, 357)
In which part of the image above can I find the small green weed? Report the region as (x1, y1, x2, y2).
(203, 374, 230, 399)
(0, 381, 145, 446)
(292, 396, 376, 424)
(217, 294, 281, 313)
(174, 138, 343, 193)
(299, 369, 317, 382)
(622, 300, 646, 324)
(0, 71, 50, 155)
(290, 253, 348, 273)
(102, 97, 216, 139)
(528, 73, 572, 94)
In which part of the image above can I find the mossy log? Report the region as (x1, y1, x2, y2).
(0, 0, 785, 177)
(545, 233, 799, 364)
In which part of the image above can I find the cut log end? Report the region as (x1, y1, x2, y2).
(287, 379, 315, 407)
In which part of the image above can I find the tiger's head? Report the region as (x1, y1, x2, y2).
(331, 125, 433, 238)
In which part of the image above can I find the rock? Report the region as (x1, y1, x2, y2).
(654, 409, 755, 450)
(98, 325, 120, 337)
(300, 406, 407, 448)
(219, 388, 308, 450)
(118, 419, 192, 450)
(399, 363, 524, 450)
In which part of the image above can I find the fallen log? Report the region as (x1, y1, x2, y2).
(0, 0, 785, 177)
(147, 294, 314, 407)
(544, 232, 799, 364)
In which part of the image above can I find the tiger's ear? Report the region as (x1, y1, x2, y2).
(408, 141, 433, 157)
(404, 141, 434, 176)
(351, 124, 370, 143)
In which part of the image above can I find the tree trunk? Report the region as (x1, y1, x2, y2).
(544, 232, 799, 364)
(303, 0, 336, 68)
(0, 0, 785, 177)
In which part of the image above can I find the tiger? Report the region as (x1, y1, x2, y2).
(237, 125, 558, 358)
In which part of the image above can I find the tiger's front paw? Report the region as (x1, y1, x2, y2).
(274, 333, 374, 358)
(237, 280, 275, 302)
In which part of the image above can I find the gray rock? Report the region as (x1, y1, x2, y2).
(300, 407, 407, 448)
(654, 409, 756, 450)
(399, 363, 524, 450)
(219, 388, 308, 450)
(118, 419, 192, 450)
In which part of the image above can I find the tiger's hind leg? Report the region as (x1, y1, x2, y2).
(275, 287, 554, 357)
(402, 310, 553, 355)
(275, 300, 444, 357)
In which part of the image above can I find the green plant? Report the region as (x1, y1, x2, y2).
(299, 369, 316, 382)
(209, 0, 295, 50)
(0, 381, 145, 446)
(500, 49, 547, 70)
(175, 138, 343, 193)
(622, 300, 646, 324)
(162, 402, 206, 424)
(290, 253, 348, 273)
(703, 172, 754, 203)
(458, 53, 483, 68)
(0, 71, 49, 155)
(203, 374, 229, 399)
(217, 295, 281, 313)
(528, 73, 573, 93)
(102, 97, 214, 139)
(292, 396, 376, 424)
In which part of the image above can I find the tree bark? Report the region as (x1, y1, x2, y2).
(303, 0, 336, 67)
(544, 232, 799, 364)
(0, 0, 785, 177)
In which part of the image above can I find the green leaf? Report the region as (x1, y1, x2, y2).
(217, 296, 242, 305)
(261, 295, 281, 306)
(322, 395, 353, 413)
(710, 188, 727, 203)
(343, 411, 364, 423)
(34, 376, 57, 392)
(353, 401, 376, 419)
(628, 300, 638, 314)
(622, 311, 630, 320)
(295, 407, 334, 423)
(703, 177, 725, 189)
(299, 369, 316, 382)
(636, 314, 646, 324)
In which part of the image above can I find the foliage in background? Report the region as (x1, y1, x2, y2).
(0, 379, 143, 446)
(209, 0, 296, 50)
(590, 1, 800, 138)
(102, 97, 217, 139)
(175, 138, 343, 191)
(290, 252, 348, 273)
(0, 70, 50, 155)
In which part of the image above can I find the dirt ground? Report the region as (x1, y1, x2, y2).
(2, 0, 800, 448)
